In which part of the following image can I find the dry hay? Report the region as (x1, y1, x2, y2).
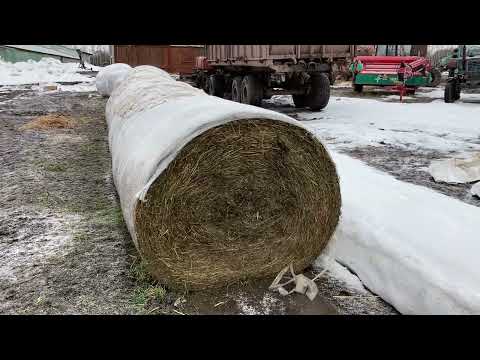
(134, 119, 341, 291)
(19, 114, 74, 131)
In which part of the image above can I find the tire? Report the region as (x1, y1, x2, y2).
(207, 74, 225, 98)
(304, 73, 330, 111)
(231, 76, 243, 103)
(428, 68, 442, 87)
(292, 94, 307, 108)
(328, 71, 336, 85)
(241, 75, 263, 106)
(444, 81, 456, 103)
(353, 84, 363, 93)
(406, 88, 416, 95)
(455, 83, 461, 100)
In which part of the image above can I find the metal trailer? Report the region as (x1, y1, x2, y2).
(193, 45, 356, 110)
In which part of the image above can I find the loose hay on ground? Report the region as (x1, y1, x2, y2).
(19, 114, 74, 131)
(134, 119, 341, 291)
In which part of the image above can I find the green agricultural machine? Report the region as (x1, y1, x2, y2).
(444, 45, 480, 103)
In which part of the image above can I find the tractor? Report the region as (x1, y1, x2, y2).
(444, 45, 480, 103)
(350, 45, 442, 101)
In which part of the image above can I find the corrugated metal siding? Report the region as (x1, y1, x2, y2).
(7, 45, 79, 59)
(207, 45, 355, 65)
(113, 45, 203, 74)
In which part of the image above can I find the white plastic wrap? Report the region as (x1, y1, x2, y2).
(472, 182, 480, 197)
(100, 65, 332, 249)
(95, 63, 133, 96)
(428, 154, 480, 184)
(328, 153, 480, 315)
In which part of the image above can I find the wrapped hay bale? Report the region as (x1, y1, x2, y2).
(99, 64, 341, 291)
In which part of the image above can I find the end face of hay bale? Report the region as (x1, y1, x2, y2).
(134, 119, 341, 291)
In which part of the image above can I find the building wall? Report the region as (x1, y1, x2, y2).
(0, 45, 79, 63)
(113, 45, 204, 74)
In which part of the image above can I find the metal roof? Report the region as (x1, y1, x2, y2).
(6, 45, 80, 59)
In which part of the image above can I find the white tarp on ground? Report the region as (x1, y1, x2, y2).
(327, 152, 480, 315)
(99, 64, 332, 249)
(0, 58, 98, 86)
(472, 182, 480, 197)
(428, 154, 480, 184)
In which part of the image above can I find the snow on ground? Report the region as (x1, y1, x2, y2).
(296, 95, 480, 154)
(415, 87, 480, 101)
(0, 58, 96, 86)
(324, 152, 480, 314)
(31, 83, 97, 93)
(314, 252, 368, 294)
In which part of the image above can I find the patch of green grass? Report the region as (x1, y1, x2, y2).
(132, 285, 167, 309)
(93, 207, 124, 227)
(73, 232, 89, 242)
(129, 257, 169, 314)
(43, 163, 67, 173)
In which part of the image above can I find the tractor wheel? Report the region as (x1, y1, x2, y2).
(231, 76, 243, 103)
(328, 71, 336, 85)
(444, 81, 456, 103)
(354, 84, 363, 93)
(241, 75, 263, 106)
(455, 83, 461, 100)
(292, 94, 307, 108)
(207, 74, 225, 98)
(428, 68, 442, 87)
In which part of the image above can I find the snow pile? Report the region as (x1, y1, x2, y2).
(325, 152, 480, 314)
(0, 58, 96, 86)
(428, 154, 480, 183)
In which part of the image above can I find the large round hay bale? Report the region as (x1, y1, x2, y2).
(100, 65, 341, 291)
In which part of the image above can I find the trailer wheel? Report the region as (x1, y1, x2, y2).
(444, 81, 456, 103)
(208, 74, 225, 98)
(353, 84, 363, 93)
(428, 68, 442, 87)
(455, 83, 461, 100)
(305, 73, 330, 111)
(328, 71, 336, 85)
(292, 94, 307, 108)
(231, 76, 243, 103)
(241, 75, 263, 106)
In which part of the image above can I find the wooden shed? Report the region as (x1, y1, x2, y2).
(113, 45, 205, 75)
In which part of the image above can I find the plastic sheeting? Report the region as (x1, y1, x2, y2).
(428, 154, 480, 184)
(98, 64, 334, 250)
(472, 182, 480, 197)
(328, 152, 480, 315)
(95, 63, 133, 96)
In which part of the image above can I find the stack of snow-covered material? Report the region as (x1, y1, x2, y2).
(327, 153, 480, 314)
(0, 58, 98, 86)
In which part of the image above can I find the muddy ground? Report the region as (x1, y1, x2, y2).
(0, 87, 397, 315)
